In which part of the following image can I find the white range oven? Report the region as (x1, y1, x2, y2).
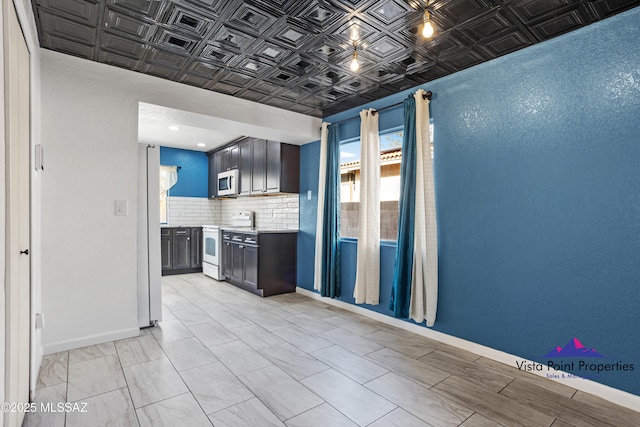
(202, 225, 223, 280)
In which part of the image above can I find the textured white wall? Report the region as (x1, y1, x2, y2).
(41, 53, 140, 353)
(40, 49, 316, 353)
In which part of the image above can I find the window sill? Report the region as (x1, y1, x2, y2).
(339, 237, 397, 248)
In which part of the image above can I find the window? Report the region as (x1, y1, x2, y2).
(339, 123, 433, 241)
(159, 165, 178, 224)
(159, 191, 168, 224)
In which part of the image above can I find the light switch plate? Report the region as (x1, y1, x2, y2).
(307, 190, 312, 200)
(115, 200, 129, 216)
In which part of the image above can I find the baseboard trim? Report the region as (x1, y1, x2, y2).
(296, 286, 640, 412)
(43, 327, 139, 355)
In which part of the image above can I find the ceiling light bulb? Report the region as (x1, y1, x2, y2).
(168, 125, 180, 131)
(197, 143, 206, 147)
(422, 11, 435, 38)
(350, 51, 360, 72)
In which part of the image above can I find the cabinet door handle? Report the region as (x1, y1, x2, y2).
(239, 245, 244, 249)
(187, 237, 190, 241)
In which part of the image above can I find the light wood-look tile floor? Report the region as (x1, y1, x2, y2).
(25, 273, 640, 427)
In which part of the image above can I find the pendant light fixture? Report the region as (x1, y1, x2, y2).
(349, 20, 360, 72)
(422, 1, 435, 39)
(350, 43, 360, 72)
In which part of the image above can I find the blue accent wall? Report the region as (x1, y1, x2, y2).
(298, 7, 640, 396)
(160, 147, 209, 198)
(298, 141, 321, 285)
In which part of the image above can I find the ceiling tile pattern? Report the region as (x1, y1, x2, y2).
(32, 0, 640, 117)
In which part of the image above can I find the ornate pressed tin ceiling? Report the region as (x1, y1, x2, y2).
(32, 0, 640, 117)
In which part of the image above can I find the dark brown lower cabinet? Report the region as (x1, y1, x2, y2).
(172, 228, 191, 270)
(222, 239, 231, 278)
(191, 227, 203, 269)
(230, 241, 244, 284)
(222, 231, 296, 297)
(243, 245, 258, 289)
(161, 229, 172, 270)
(161, 227, 203, 276)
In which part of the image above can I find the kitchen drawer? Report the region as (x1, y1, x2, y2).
(172, 228, 191, 237)
(243, 233, 258, 245)
(230, 232, 243, 243)
(161, 228, 172, 237)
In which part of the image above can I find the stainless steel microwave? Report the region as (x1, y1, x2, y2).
(217, 169, 238, 196)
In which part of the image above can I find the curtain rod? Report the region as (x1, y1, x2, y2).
(330, 91, 432, 126)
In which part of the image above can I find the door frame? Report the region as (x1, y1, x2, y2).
(3, 0, 31, 424)
(2, 0, 41, 414)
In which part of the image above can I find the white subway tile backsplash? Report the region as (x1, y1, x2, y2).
(166, 197, 220, 226)
(166, 194, 299, 230)
(216, 194, 299, 230)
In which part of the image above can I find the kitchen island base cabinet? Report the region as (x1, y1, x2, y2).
(222, 231, 296, 297)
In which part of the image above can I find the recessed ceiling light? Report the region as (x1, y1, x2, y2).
(168, 125, 180, 131)
(197, 143, 206, 147)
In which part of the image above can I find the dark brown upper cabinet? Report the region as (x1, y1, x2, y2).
(209, 138, 299, 198)
(250, 139, 266, 195)
(208, 143, 241, 198)
(220, 144, 239, 171)
(207, 151, 221, 199)
(238, 139, 252, 196)
(250, 139, 299, 195)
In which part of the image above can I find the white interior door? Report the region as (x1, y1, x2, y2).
(3, 0, 31, 425)
(137, 145, 151, 327)
(146, 146, 162, 324)
(137, 144, 162, 327)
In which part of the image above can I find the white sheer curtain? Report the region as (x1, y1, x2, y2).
(314, 123, 330, 291)
(410, 89, 438, 326)
(159, 165, 178, 194)
(354, 109, 381, 305)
